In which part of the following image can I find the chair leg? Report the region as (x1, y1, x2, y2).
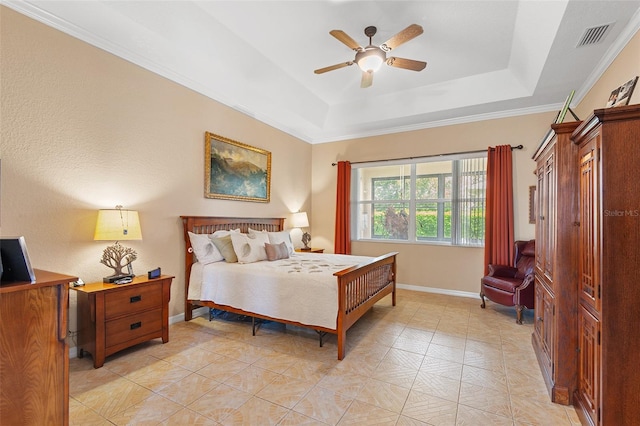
(480, 290, 486, 309)
(515, 304, 524, 324)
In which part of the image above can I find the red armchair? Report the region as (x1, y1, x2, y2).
(480, 240, 535, 324)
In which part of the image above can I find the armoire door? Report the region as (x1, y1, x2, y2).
(577, 136, 601, 313)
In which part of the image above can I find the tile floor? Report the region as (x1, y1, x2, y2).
(69, 289, 582, 425)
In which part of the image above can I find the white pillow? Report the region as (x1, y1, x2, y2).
(230, 232, 270, 263)
(188, 231, 223, 264)
(212, 228, 241, 237)
(249, 228, 294, 255)
(188, 229, 240, 264)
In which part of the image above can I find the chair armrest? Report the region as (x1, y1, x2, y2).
(488, 264, 518, 278)
(516, 273, 535, 290)
(514, 273, 535, 305)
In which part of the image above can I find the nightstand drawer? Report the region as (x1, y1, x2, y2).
(104, 284, 162, 319)
(106, 308, 162, 348)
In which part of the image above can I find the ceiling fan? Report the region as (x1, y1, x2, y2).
(314, 24, 427, 88)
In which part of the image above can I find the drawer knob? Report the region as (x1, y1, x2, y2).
(130, 295, 142, 303)
(130, 322, 142, 330)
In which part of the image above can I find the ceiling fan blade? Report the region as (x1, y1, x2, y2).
(314, 61, 354, 74)
(361, 70, 373, 88)
(386, 57, 427, 71)
(330, 30, 363, 51)
(380, 24, 423, 52)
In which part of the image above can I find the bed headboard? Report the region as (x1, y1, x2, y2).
(180, 216, 285, 319)
(181, 216, 285, 260)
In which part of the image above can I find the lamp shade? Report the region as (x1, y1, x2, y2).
(290, 212, 309, 228)
(94, 208, 142, 241)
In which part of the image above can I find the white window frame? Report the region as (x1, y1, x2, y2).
(351, 151, 487, 247)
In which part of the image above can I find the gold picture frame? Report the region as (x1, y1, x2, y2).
(205, 132, 271, 203)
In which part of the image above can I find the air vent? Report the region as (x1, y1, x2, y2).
(577, 24, 612, 47)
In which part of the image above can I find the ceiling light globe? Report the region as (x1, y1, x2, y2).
(356, 48, 386, 73)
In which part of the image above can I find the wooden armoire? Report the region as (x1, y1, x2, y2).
(533, 104, 640, 425)
(531, 120, 582, 405)
(571, 104, 640, 426)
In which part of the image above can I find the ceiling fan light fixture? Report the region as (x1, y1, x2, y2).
(356, 47, 386, 73)
(315, 24, 425, 87)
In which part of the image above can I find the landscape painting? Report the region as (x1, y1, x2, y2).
(205, 132, 271, 202)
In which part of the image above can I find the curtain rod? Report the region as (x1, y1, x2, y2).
(331, 144, 523, 166)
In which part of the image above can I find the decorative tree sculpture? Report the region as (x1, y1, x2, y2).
(100, 241, 137, 277)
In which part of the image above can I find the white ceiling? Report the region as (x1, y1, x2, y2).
(6, 1, 640, 143)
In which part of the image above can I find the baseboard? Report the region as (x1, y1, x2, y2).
(169, 306, 208, 324)
(396, 283, 479, 299)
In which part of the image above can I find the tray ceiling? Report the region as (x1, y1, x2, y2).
(5, 1, 640, 143)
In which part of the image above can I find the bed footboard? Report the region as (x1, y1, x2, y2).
(334, 252, 398, 359)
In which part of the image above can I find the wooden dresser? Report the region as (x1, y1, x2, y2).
(74, 275, 173, 368)
(0, 270, 77, 426)
(571, 104, 640, 425)
(531, 120, 581, 405)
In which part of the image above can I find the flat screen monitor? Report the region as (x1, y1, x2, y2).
(0, 236, 36, 283)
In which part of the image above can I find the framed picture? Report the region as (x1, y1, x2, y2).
(607, 76, 638, 108)
(529, 186, 536, 224)
(205, 132, 271, 202)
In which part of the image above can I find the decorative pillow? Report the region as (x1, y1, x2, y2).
(210, 235, 238, 263)
(265, 242, 290, 261)
(249, 228, 294, 255)
(187, 229, 241, 264)
(188, 232, 223, 264)
(213, 228, 241, 236)
(230, 232, 269, 263)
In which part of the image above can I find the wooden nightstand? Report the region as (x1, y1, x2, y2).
(295, 248, 324, 253)
(73, 275, 173, 368)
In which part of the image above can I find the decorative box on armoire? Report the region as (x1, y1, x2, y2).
(0, 270, 77, 426)
(531, 120, 582, 405)
(571, 104, 640, 426)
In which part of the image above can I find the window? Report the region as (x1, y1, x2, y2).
(352, 153, 487, 246)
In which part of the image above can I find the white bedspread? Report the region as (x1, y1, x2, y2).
(188, 253, 372, 330)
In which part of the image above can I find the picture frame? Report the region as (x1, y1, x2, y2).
(529, 186, 536, 224)
(606, 76, 638, 108)
(555, 90, 575, 124)
(205, 132, 271, 203)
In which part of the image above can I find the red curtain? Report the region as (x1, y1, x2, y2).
(334, 161, 351, 254)
(484, 145, 515, 274)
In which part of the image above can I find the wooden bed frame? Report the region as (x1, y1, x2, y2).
(181, 215, 397, 360)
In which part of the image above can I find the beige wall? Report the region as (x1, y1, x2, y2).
(0, 8, 312, 324)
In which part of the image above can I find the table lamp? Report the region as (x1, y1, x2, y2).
(94, 205, 142, 282)
(291, 211, 311, 251)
